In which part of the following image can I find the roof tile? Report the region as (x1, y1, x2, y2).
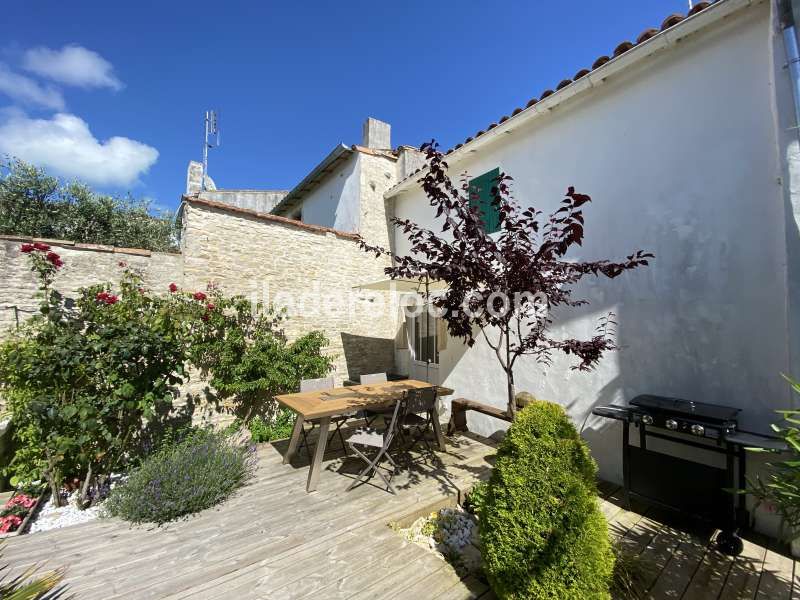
(540, 89, 555, 99)
(636, 28, 659, 43)
(661, 14, 684, 30)
(592, 55, 611, 69)
(556, 79, 572, 90)
(613, 41, 635, 57)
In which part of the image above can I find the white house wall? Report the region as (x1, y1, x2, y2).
(390, 0, 793, 484)
(297, 152, 361, 232)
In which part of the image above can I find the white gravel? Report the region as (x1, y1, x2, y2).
(396, 505, 483, 575)
(29, 491, 104, 533)
(28, 474, 125, 534)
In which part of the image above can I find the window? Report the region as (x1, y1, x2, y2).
(412, 311, 439, 365)
(468, 167, 501, 234)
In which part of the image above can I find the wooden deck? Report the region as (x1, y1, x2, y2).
(599, 482, 798, 600)
(3, 432, 797, 599)
(2, 431, 498, 600)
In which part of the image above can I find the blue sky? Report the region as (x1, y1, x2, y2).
(2, 0, 687, 213)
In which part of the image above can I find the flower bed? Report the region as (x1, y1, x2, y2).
(0, 491, 42, 537)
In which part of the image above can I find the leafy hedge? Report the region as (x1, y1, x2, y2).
(104, 428, 256, 524)
(0, 159, 179, 252)
(480, 401, 614, 599)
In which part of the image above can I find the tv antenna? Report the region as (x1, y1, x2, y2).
(202, 109, 220, 191)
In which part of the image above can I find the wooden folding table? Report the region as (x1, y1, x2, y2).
(276, 379, 453, 492)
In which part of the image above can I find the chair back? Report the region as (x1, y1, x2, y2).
(402, 387, 437, 416)
(300, 376, 335, 392)
(360, 372, 388, 385)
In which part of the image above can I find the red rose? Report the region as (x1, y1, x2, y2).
(206, 303, 215, 311)
(20, 243, 34, 253)
(33, 242, 50, 252)
(46, 251, 61, 264)
(106, 295, 119, 305)
(201, 313, 210, 322)
(96, 291, 109, 302)
(193, 291, 207, 301)
(168, 283, 178, 293)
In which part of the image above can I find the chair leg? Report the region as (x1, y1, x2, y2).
(346, 444, 395, 494)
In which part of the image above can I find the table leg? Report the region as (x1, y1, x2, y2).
(283, 414, 305, 465)
(431, 408, 446, 450)
(306, 416, 330, 493)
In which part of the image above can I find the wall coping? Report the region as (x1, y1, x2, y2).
(0, 235, 181, 257)
(183, 196, 361, 241)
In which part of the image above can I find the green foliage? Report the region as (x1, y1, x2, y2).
(610, 541, 653, 600)
(747, 375, 800, 538)
(0, 257, 189, 506)
(0, 540, 65, 600)
(464, 481, 488, 516)
(246, 409, 296, 443)
(104, 428, 256, 525)
(0, 158, 178, 252)
(480, 401, 615, 600)
(172, 284, 334, 423)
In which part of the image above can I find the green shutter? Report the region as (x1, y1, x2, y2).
(468, 168, 501, 234)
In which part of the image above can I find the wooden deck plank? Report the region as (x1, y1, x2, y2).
(430, 574, 490, 600)
(755, 543, 794, 600)
(681, 541, 736, 600)
(718, 536, 769, 600)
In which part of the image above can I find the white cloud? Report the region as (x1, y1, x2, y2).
(0, 64, 65, 110)
(0, 110, 158, 187)
(22, 45, 122, 91)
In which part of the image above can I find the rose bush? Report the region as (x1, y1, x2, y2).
(1, 247, 335, 512)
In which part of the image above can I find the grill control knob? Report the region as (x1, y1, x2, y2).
(665, 419, 678, 430)
(641, 415, 653, 425)
(690, 424, 705, 437)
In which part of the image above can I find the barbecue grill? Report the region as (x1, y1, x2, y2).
(593, 394, 783, 556)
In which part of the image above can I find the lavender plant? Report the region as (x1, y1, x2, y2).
(103, 428, 256, 525)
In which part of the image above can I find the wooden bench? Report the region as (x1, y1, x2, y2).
(447, 397, 511, 435)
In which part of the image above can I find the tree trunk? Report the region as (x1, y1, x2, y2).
(507, 369, 517, 420)
(505, 328, 517, 419)
(44, 452, 64, 508)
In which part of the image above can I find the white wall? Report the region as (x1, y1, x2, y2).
(391, 1, 794, 484)
(298, 153, 361, 232)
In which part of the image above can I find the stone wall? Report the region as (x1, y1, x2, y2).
(0, 235, 183, 335)
(181, 198, 398, 383)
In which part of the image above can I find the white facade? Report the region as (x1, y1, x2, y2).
(388, 0, 799, 484)
(296, 152, 361, 232)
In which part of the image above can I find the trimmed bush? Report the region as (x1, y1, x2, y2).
(104, 428, 256, 525)
(480, 401, 615, 599)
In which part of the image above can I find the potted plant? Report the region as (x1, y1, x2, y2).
(747, 376, 800, 555)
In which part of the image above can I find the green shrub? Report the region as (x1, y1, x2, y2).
(246, 408, 296, 443)
(480, 401, 615, 600)
(104, 428, 256, 525)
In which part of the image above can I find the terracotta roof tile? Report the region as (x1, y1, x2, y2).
(499, 115, 510, 123)
(636, 28, 660, 43)
(392, 0, 721, 193)
(661, 14, 684, 30)
(613, 41, 635, 57)
(688, 1, 711, 15)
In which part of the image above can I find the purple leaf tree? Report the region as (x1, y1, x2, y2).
(359, 142, 653, 418)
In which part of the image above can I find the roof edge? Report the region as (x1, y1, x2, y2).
(182, 195, 360, 241)
(385, 0, 756, 198)
(271, 144, 354, 215)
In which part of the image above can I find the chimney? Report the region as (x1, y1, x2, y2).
(362, 117, 391, 150)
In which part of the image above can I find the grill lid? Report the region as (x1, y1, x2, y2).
(630, 394, 740, 423)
